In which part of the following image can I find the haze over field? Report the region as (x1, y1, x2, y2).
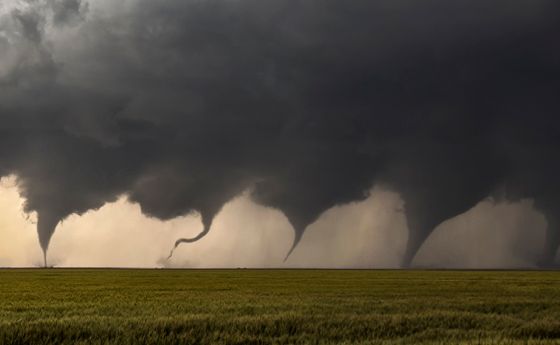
(0, 174, 551, 268)
(0, 0, 559, 268)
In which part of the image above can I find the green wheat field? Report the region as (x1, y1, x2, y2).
(0, 269, 558, 344)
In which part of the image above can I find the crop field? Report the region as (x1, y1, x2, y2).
(0, 269, 558, 344)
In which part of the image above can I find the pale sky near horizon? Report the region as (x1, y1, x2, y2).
(0, 175, 550, 268)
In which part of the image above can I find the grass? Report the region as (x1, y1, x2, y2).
(0, 269, 558, 344)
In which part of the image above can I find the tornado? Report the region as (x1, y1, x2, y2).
(36, 212, 60, 268)
(167, 212, 214, 260)
(284, 228, 304, 262)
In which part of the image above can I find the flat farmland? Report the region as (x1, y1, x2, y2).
(0, 269, 558, 344)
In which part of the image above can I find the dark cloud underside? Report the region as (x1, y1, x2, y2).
(0, 0, 559, 266)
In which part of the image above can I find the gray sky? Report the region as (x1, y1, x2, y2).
(1, 0, 559, 268)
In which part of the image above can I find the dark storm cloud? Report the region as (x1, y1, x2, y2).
(50, 0, 87, 26)
(1, 0, 559, 266)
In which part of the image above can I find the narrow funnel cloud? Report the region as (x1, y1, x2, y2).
(37, 213, 60, 268)
(167, 213, 213, 260)
(283, 228, 304, 262)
